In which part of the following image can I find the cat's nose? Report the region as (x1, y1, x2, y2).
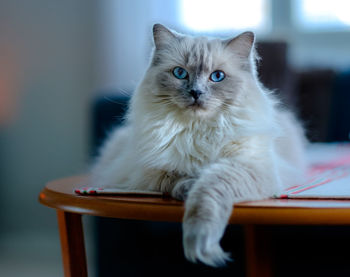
(189, 89, 202, 100)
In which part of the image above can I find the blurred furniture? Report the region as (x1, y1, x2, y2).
(257, 42, 350, 142)
(39, 176, 350, 277)
(328, 70, 350, 141)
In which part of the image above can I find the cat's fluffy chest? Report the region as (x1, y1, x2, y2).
(134, 114, 236, 175)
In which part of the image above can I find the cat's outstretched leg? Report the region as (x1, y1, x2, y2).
(182, 158, 281, 267)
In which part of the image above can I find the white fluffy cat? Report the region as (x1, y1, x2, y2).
(91, 24, 306, 267)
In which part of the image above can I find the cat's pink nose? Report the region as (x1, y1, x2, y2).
(189, 89, 202, 100)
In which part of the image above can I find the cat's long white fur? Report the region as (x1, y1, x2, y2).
(91, 24, 306, 266)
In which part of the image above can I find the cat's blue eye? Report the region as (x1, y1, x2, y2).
(210, 70, 225, 82)
(172, 67, 188, 79)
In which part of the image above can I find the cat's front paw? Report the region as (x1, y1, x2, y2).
(182, 218, 231, 267)
(171, 178, 195, 201)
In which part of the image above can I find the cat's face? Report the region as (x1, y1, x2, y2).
(150, 24, 255, 118)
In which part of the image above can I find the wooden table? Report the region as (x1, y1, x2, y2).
(39, 176, 350, 277)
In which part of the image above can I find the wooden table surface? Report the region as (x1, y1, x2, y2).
(39, 175, 350, 225)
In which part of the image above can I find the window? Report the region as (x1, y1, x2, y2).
(181, 0, 270, 33)
(294, 0, 350, 31)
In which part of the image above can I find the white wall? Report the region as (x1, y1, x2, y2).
(95, 0, 350, 93)
(95, 0, 181, 92)
(287, 31, 350, 70)
(267, 0, 350, 70)
(0, 0, 96, 234)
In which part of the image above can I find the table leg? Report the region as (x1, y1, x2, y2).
(244, 225, 273, 277)
(57, 210, 88, 277)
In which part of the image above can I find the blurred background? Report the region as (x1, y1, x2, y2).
(0, 0, 349, 276)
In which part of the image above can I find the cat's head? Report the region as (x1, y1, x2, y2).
(148, 24, 258, 118)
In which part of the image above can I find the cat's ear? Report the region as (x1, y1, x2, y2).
(153, 24, 177, 50)
(225, 31, 255, 58)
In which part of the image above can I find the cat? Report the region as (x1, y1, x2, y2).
(91, 24, 307, 267)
